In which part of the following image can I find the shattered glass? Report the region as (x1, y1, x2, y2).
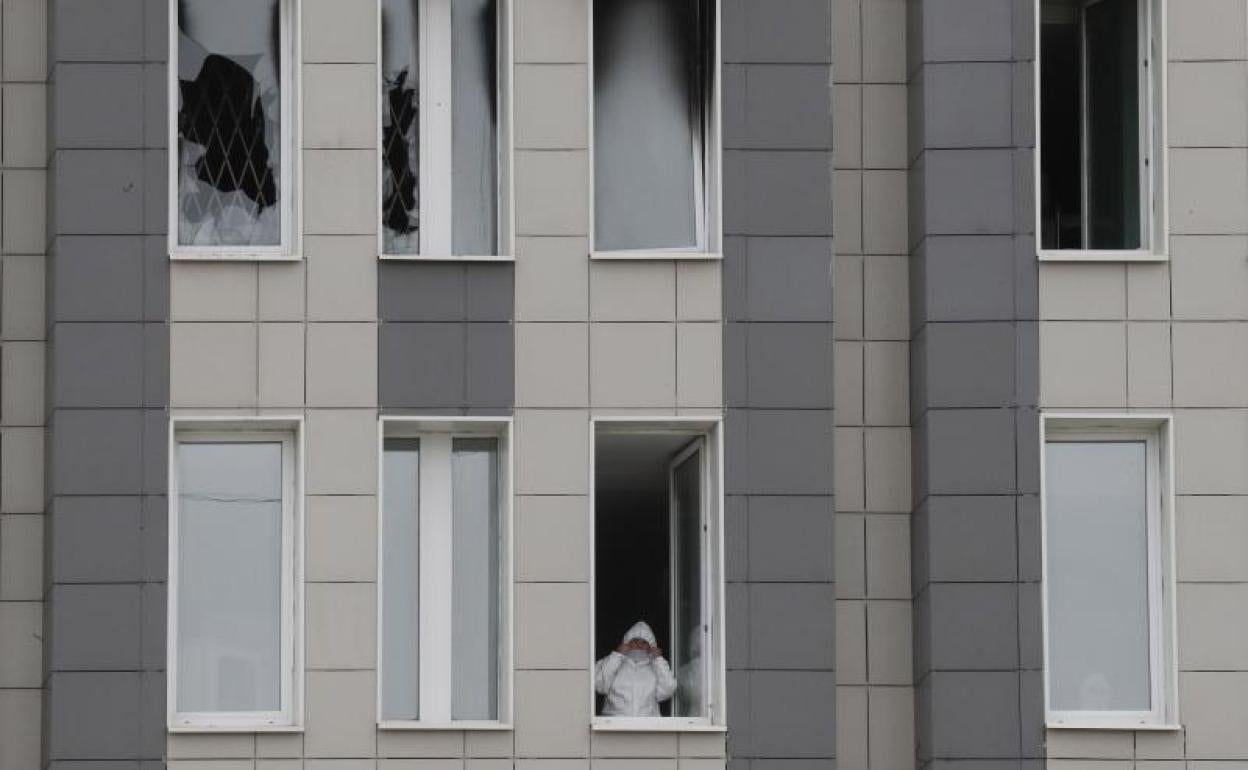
(177, 0, 283, 248)
(382, 0, 421, 254)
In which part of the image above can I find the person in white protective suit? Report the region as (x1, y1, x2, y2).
(594, 621, 677, 717)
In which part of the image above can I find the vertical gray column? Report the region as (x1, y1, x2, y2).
(45, 1, 169, 766)
(908, 1, 1043, 767)
(722, 2, 837, 767)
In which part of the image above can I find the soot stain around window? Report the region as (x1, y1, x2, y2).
(383, 66, 419, 236)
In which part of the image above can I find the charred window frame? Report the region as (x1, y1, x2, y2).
(378, 0, 512, 261)
(590, 0, 720, 260)
(169, 0, 300, 260)
(1037, 0, 1167, 261)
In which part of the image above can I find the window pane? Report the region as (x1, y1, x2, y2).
(1045, 440, 1151, 712)
(452, 0, 498, 255)
(177, 0, 282, 247)
(382, 439, 421, 721)
(672, 447, 705, 718)
(1084, 0, 1141, 249)
(381, 0, 420, 254)
(451, 438, 499, 720)
(177, 441, 283, 714)
(594, 0, 709, 251)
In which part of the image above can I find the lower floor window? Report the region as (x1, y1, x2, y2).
(592, 419, 724, 726)
(379, 419, 511, 725)
(1042, 414, 1174, 727)
(169, 422, 299, 729)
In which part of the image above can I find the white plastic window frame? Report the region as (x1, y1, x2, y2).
(167, 0, 302, 261)
(375, 416, 514, 730)
(166, 416, 305, 732)
(1034, 0, 1168, 262)
(1040, 412, 1178, 731)
(589, 416, 727, 732)
(376, 0, 515, 262)
(587, 0, 723, 262)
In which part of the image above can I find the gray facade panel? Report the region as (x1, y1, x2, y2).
(51, 323, 147, 408)
(53, 64, 146, 149)
(49, 496, 144, 584)
(722, 2, 836, 767)
(49, 584, 143, 671)
(50, 236, 147, 323)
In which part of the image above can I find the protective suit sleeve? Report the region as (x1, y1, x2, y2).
(594, 651, 626, 694)
(652, 656, 678, 702)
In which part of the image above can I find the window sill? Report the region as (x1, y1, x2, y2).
(1038, 248, 1167, 263)
(168, 723, 304, 734)
(591, 250, 722, 261)
(378, 721, 513, 731)
(1045, 721, 1182, 732)
(170, 251, 303, 263)
(592, 718, 726, 733)
(379, 253, 515, 262)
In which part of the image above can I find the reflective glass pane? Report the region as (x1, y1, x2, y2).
(672, 446, 704, 718)
(177, 441, 283, 713)
(594, 0, 710, 251)
(452, 0, 499, 255)
(1084, 0, 1141, 249)
(382, 439, 421, 721)
(177, 0, 283, 247)
(1045, 440, 1151, 712)
(451, 438, 499, 720)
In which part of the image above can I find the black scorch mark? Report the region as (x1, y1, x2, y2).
(179, 54, 278, 211)
(383, 67, 418, 235)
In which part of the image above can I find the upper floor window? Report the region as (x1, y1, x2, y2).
(1042, 415, 1175, 728)
(171, 0, 298, 258)
(380, 0, 510, 259)
(1038, 0, 1166, 260)
(378, 418, 512, 727)
(168, 421, 301, 730)
(592, 0, 719, 259)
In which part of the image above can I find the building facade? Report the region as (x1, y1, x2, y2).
(1, 1, 1246, 769)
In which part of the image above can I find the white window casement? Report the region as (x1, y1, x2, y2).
(591, 418, 726, 731)
(167, 418, 303, 731)
(377, 418, 513, 729)
(1041, 414, 1177, 730)
(1036, 0, 1167, 261)
(169, 0, 301, 261)
(378, 0, 513, 261)
(590, 0, 721, 261)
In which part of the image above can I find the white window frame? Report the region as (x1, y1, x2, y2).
(589, 416, 727, 732)
(587, 0, 722, 261)
(1035, 0, 1168, 262)
(376, 416, 514, 729)
(376, 0, 515, 262)
(167, 416, 305, 732)
(1040, 412, 1178, 730)
(168, 0, 303, 261)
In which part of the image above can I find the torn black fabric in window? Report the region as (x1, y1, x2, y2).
(177, 0, 283, 248)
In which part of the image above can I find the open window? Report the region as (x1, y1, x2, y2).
(379, 0, 511, 260)
(592, 419, 724, 730)
(170, 0, 299, 259)
(591, 0, 720, 259)
(168, 419, 301, 730)
(378, 418, 512, 728)
(1041, 414, 1176, 728)
(1038, 0, 1165, 260)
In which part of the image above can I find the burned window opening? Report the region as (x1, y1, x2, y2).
(593, 0, 715, 253)
(176, 0, 285, 249)
(383, 67, 420, 238)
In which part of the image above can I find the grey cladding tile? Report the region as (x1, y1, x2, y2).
(747, 494, 835, 582)
(52, 323, 146, 408)
(745, 65, 834, 150)
(746, 323, 834, 408)
(742, 151, 835, 237)
(922, 409, 1016, 497)
(50, 584, 143, 671)
(917, 236, 1016, 324)
(921, 322, 1016, 408)
(747, 671, 837, 758)
(379, 322, 467, 408)
(47, 672, 143, 760)
(49, 496, 143, 584)
(54, 150, 145, 236)
(51, 237, 145, 322)
(926, 582, 1019, 671)
(748, 583, 836, 669)
(53, 0, 144, 62)
(916, 495, 1017, 584)
(465, 264, 516, 322)
(746, 410, 835, 495)
(738, 0, 832, 64)
(465, 323, 515, 408)
(379, 262, 465, 321)
(54, 64, 145, 148)
(746, 237, 834, 322)
(52, 409, 144, 496)
(922, 671, 1021, 759)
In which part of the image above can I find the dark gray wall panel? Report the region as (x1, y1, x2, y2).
(721, 1, 836, 767)
(45, 0, 169, 766)
(908, 0, 1042, 766)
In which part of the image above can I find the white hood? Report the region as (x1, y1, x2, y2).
(621, 621, 657, 648)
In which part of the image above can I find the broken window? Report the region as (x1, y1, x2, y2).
(593, 422, 724, 726)
(382, 0, 502, 257)
(1039, 0, 1161, 253)
(174, 0, 293, 252)
(593, 0, 716, 254)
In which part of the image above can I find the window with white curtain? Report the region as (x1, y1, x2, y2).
(1042, 416, 1174, 727)
(169, 426, 299, 729)
(592, 0, 718, 257)
(171, 0, 297, 256)
(380, 0, 507, 258)
(379, 420, 511, 726)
